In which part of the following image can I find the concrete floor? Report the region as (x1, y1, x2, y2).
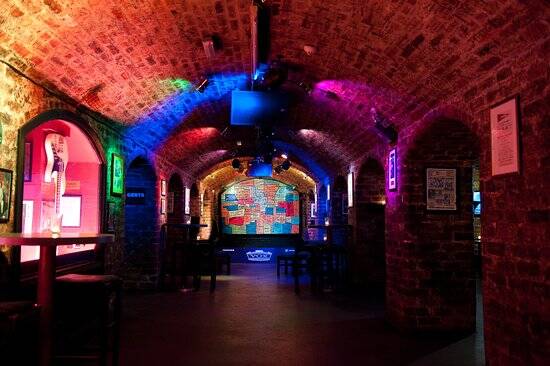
(120, 264, 483, 366)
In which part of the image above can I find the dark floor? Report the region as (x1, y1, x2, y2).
(119, 264, 477, 366)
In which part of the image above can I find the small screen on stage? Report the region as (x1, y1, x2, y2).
(221, 178, 300, 235)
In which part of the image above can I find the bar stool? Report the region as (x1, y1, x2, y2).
(0, 301, 40, 365)
(55, 274, 122, 366)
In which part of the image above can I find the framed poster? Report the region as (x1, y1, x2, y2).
(161, 179, 166, 196)
(184, 187, 191, 215)
(24, 142, 33, 182)
(388, 148, 397, 190)
(490, 96, 520, 176)
(167, 192, 174, 214)
(111, 153, 124, 196)
(160, 197, 167, 215)
(0, 169, 13, 222)
(426, 168, 457, 211)
(60, 195, 82, 227)
(104, 202, 116, 233)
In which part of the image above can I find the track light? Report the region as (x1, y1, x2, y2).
(281, 159, 291, 170)
(232, 158, 241, 169)
(195, 78, 209, 93)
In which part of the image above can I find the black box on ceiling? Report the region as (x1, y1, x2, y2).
(230, 91, 288, 126)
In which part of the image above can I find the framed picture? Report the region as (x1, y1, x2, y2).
(160, 197, 167, 215)
(161, 179, 167, 196)
(167, 192, 174, 214)
(184, 187, 190, 215)
(60, 195, 82, 227)
(24, 142, 33, 182)
(490, 96, 520, 176)
(388, 148, 397, 190)
(111, 153, 124, 196)
(426, 168, 457, 211)
(104, 202, 116, 233)
(0, 169, 13, 222)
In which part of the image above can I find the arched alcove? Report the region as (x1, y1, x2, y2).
(14, 111, 106, 272)
(167, 173, 183, 224)
(124, 156, 159, 287)
(387, 119, 480, 333)
(352, 158, 386, 287)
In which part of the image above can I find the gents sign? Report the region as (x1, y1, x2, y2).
(126, 188, 146, 205)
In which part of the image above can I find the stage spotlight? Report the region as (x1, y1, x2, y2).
(232, 158, 241, 169)
(280, 153, 288, 159)
(281, 159, 291, 170)
(195, 78, 209, 93)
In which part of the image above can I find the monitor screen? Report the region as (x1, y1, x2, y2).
(220, 178, 300, 235)
(473, 191, 481, 215)
(230, 91, 288, 126)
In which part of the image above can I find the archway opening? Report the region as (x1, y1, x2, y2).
(388, 118, 481, 334)
(353, 159, 386, 289)
(19, 119, 103, 265)
(124, 156, 158, 286)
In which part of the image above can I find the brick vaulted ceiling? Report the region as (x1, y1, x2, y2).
(1, 0, 548, 178)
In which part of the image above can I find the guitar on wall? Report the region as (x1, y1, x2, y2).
(44, 133, 68, 232)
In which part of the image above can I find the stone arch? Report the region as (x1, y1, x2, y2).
(123, 155, 159, 289)
(351, 158, 386, 287)
(13, 110, 106, 272)
(386, 118, 480, 333)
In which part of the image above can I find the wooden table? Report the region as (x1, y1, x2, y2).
(0, 232, 115, 366)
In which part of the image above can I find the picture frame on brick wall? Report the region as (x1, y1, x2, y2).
(111, 153, 124, 196)
(0, 168, 13, 222)
(160, 197, 167, 215)
(388, 148, 397, 190)
(490, 95, 520, 176)
(426, 168, 457, 211)
(161, 179, 166, 196)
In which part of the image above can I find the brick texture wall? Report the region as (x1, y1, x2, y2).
(386, 119, 478, 332)
(0, 63, 189, 286)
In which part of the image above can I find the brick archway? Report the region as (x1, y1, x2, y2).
(387, 118, 480, 333)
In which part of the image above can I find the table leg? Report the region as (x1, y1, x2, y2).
(37, 245, 56, 366)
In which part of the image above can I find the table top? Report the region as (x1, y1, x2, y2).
(0, 232, 115, 246)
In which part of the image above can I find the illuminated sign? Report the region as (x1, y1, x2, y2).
(246, 249, 273, 262)
(126, 188, 145, 205)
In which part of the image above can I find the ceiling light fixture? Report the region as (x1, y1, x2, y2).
(195, 78, 209, 93)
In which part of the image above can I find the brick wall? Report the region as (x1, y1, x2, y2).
(386, 119, 478, 332)
(0, 63, 188, 285)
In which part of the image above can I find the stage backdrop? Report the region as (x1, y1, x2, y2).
(220, 178, 300, 235)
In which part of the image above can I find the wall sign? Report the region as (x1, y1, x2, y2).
(0, 168, 13, 222)
(426, 168, 457, 211)
(347, 172, 354, 207)
(490, 96, 520, 176)
(388, 148, 397, 190)
(111, 153, 124, 196)
(160, 179, 166, 196)
(126, 188, 146, 205)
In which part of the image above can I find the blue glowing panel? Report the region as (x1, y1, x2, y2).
(230, 91, 288, 126)
(248, 162, 272, 177)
